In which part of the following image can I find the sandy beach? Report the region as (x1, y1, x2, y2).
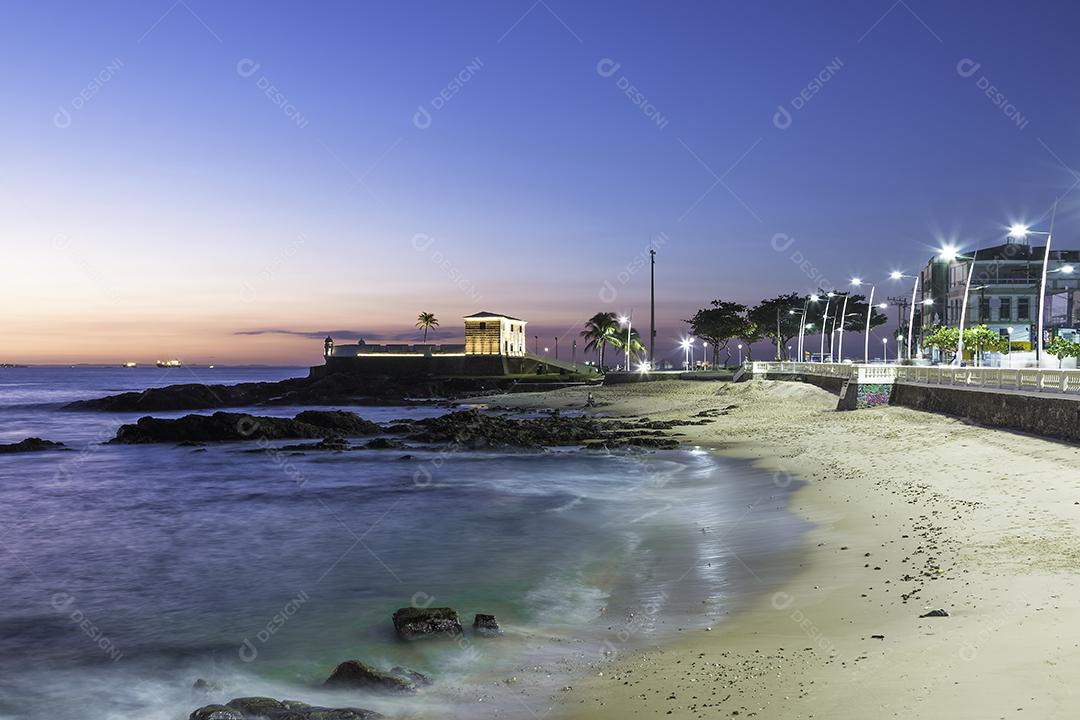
(477, 378, 1080, 719)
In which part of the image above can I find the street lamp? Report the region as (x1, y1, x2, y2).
(680, 338, 692, 370)
(1008, 204, 1057, 366)
(819, 291, 836, 362)
(737, 343, 744, 365)
(619, 314, 632, 370)
(940, 244, 979, 366)
(851, 278, 877, 363)
(796, 294, 820, 362)
(882, 336, 889, 364)
(890, 270, 920, 361)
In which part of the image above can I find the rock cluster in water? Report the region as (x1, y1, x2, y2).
(392, 606, 463, 639)
(324, 660, 431, 693)
(66, 372, 570, 412)
(105, 408, 710, 450)
(189, 697, 382, 719)
(0, 437, 65, 453)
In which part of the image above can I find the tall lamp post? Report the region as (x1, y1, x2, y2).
(836, 292, 851, 361)
(882, 337, 889, 363)
(680, 338, 692, 370)
(619, 313, 632, 370)
(889, 271, 920, 361)
(819, 292, 835, 362)
(850, 278, 877, 363)
(938, 244, 978, 366)
(797, 294, 820, 361)
(737, 343, 743, 365)
(1008, 205, 1056, 366)
(649, 249, 656, 369)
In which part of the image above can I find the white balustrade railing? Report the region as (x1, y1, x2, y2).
(748, 361, 1080, 396)
(892, 365, 1080, 395)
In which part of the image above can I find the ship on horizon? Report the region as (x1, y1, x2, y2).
(156, 359, 182, 368)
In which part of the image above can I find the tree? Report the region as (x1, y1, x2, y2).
(415, 312, 439, 341)
(581, 312, 620, 369)
(748, 293, 806, 360)
(683, 300, 749, 367)
(610, 326, 646, 366)
(1046, 336, 1080, 368)
(922, 325, 960, 363)
(738, 321, 762, 362)
(963, 324, 1007, 366)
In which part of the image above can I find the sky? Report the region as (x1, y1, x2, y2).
(4, 0, 1080, 365)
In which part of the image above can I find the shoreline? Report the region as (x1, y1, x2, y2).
(472, 378, 1080, 718)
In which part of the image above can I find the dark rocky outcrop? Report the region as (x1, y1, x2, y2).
(190, 697, 382, 720)
(400, 409, 701, 450)
(473, 613, 502, 637)
(389, 666, 433, 687)
(324, 660, 417, 693)
(108, 406, 706, 448)
(109, 410, 378, 445)
(0, 437, 65, 454)
(65, 372, 527, 413)
(392, 606, 463, 639)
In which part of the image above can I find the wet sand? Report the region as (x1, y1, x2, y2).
(474, 378, 1080, 719)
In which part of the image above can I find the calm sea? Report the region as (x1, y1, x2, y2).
(0, 366, 807, 720)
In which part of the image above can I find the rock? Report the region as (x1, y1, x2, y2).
(324, 660, 416, 693)
(189, 705, 242, 720)
(364, 437, 407, 450)
(293, 410, 382, 435)
(0, 437, 65, 454)
(919, 608, 949, 618)
(109, 411, 375, 445)
(278, 437, 352, 452)
(473, 613, 502, 637)
(390, 666, 433, 687)
(190, 697, 383, 720)
(392, 607, 463, 640)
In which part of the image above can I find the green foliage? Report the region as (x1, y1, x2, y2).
(610, 326, 646, 363)
(922, 325, 960, 360)
(1046, 336, 1080, 367)
(963, 324, 1008, 365)
(747, 293, 808, 360)
(684, 300, 750, 366)
(415, 312, 439, 341)
(581, 312, 620, 368)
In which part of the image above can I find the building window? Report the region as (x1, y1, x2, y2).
(979, 297, 990, 321)
(1018, 298, 1030, 320)
(999, 298, 1011, 320)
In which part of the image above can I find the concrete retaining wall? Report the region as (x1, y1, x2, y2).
(891, 383, 1080, 443)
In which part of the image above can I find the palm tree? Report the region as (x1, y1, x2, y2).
(415, 312, 439, 341)
(610, 327, 646, 366)
(581, 312, 620, 369)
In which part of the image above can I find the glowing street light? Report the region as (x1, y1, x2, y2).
(737, 343, 744, 365)
(1008, 205, 1057, 366)
(882, 336, 889, 364)
(819, 291, 836, 362)
(889, 270, 921, 362)
(940, 244, 979, 365)
(851, 278, 877, 363)
(680, 338, 692, 370)
(619, 313, 633, 371)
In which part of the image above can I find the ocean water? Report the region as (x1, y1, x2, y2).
(0, 367, 808, 720)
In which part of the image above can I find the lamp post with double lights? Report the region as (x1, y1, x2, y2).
(819, 292, 836, 362)
(797, 294, 820, 361)
(889, 270, 920, 361)
(619, 314, 632, 371)
(850, 278, 877, 363)
(1007, 204, 1056, 365)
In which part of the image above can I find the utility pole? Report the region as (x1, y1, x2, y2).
(649, 249, 656, 369)
(554, 336, 559, 360)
